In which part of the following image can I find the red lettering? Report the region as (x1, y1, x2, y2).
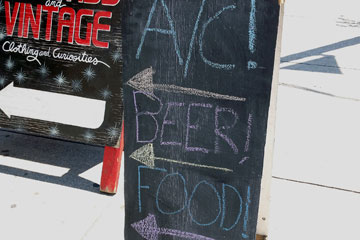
(4, 1, 20, 36)
(92, 11, 111, 48)
(17, 3, 26, 37)
(23, 4, 42, 39)
(42, 6, 58, 41)
(57, 7, 75, 44)
(5, 1, 115, 48)
(83, 0, 100, 4)
(66, 0, 118, 5)
(75, 9, 94, 46)
(102, 0, 120, 6)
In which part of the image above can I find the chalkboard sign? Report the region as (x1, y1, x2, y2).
(0, 0, 123, 146)
(123, 0, 280, 239)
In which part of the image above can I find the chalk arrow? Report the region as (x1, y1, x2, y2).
(0, 82, 105, 129)
(130, 143, 233, 172)
(127, 67, 246, 102)
(132, 214, 215, 240)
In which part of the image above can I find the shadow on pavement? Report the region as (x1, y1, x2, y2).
(0, 130, 105, 193)
(282, 55, 342, 74)
(281, 36, 360, 74)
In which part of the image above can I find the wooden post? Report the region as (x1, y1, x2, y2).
(100, 121, 124, 194)
(256, 0, 285, 238)
(256, 235, 267, 240)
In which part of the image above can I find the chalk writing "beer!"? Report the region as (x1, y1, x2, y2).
(133, 91, 241, 155)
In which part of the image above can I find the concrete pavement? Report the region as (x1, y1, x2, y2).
(269, 0, 360, 239)
(0, 131, 125, 240)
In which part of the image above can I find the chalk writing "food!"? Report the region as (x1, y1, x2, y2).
(137, 166, 251, 234)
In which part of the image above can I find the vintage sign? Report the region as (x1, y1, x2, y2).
(0, 0, 123, 146)
(123, 0, 280, 239)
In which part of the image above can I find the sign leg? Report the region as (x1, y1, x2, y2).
(256, 235, 267, 240)
(100, 121, 124, 194)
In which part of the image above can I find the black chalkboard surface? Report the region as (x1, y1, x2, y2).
(0, 0, 123, 146)
(123, 0, 280, 239)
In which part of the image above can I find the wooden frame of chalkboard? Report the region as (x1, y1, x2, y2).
(256, 1, 285, 238)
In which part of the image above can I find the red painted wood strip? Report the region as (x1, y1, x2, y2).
(100, 121, 124, 194)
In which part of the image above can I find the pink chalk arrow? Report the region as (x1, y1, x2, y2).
(131, 214, 215, 240)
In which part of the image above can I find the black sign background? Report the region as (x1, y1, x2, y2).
(0, 0, 123, 146)
(123, 0, 279, 239)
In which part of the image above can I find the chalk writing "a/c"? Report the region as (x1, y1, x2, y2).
(136, 0, 240, 76)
